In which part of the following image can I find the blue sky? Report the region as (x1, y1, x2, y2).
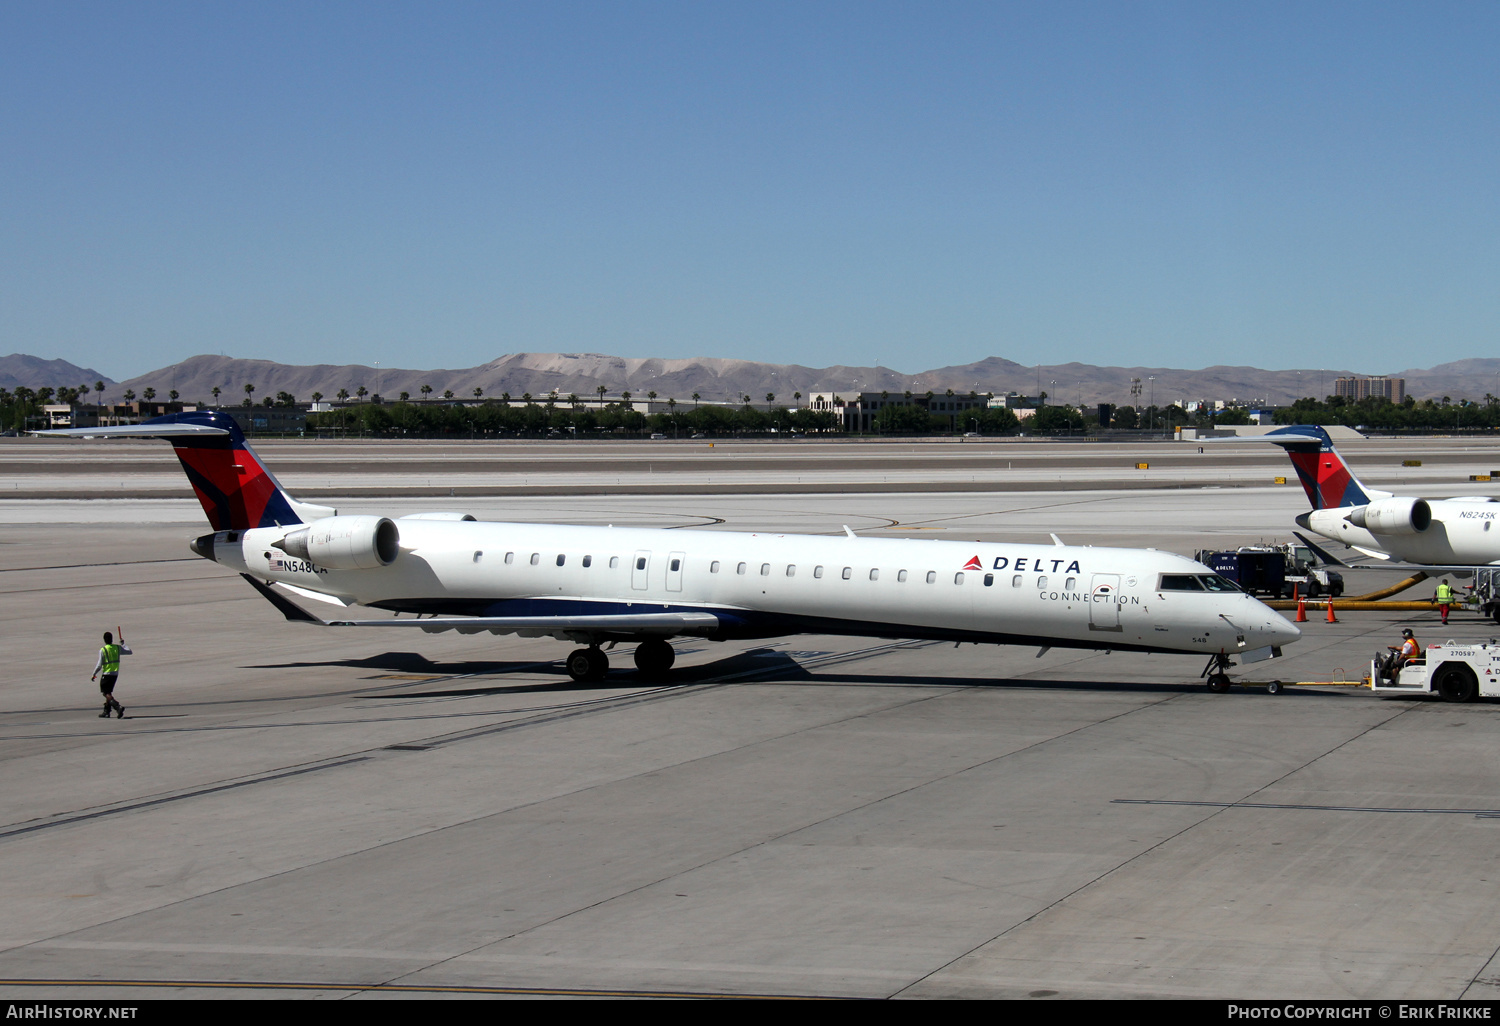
(2, 1, 1496, 378)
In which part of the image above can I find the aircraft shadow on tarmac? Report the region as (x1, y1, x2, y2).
(354, 647, 811, 698)
(245, 650, 537, 676)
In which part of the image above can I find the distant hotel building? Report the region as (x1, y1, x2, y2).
(807, 391, 988, 432)
(1333, 376, 1405, 404)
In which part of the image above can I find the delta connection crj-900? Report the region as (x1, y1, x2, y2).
(40, 411, 1300, 686)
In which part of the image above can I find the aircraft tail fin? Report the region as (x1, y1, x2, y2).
(1260, 425, 1381, 510)
(36, 410, 335, 531)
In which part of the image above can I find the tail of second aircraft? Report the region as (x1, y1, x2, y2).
(1261, 424, 1385, 510)
(40, 410, 334, 531)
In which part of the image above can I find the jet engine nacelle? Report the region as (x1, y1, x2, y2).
(1347, 497, 1432, 535)
(276, 515, 400, 569)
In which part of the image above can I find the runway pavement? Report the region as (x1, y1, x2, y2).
(3, 437, 1500, 999)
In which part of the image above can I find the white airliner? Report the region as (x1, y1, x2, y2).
(40, 412, 1300, 687)
(1259, 425, 1500, 567)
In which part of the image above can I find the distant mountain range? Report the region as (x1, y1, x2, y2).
(0, 354, 114, 392)
(6, 352, 1500, 407)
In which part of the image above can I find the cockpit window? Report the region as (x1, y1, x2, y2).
(1197, 574, 1240, 592)
(1158, 574, 1205, 591)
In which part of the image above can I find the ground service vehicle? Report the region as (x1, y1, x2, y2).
(1370, 640, 1500, 702)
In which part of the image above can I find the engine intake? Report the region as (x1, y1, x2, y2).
(1346, 497, 1432, 535)
(275, 515, 399, 569)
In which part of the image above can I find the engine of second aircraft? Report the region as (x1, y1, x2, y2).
(276, 515, 400, 570)
(1346, 496, 1432, 535)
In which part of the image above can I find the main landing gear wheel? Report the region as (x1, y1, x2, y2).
(633, 638, 676, 677)
(566, 647, 609, 683)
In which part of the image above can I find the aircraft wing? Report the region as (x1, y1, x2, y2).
(1292, 535, 1499, 574)
(241, 574, 720, 638)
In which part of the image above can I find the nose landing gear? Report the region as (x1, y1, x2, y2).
(1202, 653, 1233, 693)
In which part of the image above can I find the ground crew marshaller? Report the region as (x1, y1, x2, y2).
(1435, 579, 1455, 626)
(91, 628, 131, 718)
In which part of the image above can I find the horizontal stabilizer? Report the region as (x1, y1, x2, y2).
(33, 423, 229, 439)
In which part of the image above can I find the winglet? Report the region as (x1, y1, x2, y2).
(843, 525, 856, 538)
(1292, 531, 1351, 568)
(239, 573, 326, 624)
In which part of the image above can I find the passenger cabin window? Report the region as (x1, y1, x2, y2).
(897, 570, 908, 582)
(842, 567, 852, 580)
(609, 556, 619, 569)
(473, 551, 483, 563)
(530, 553, 540, 566)
(556, 554, 566, 566)
(1158, 574, 1205, 591)
(954, 572, 964, 584)
(814, 566, 824, 579)
(1012, 574, 1023, 587)
(583, 555, 592, 568)
(737, 562, 747, 575)
(671, 558, 681, 572)
(711, 561, 721, 573)
(869, 568, 879, 581)
(504, 552, 514, 564)
(983, 574, 993, 586)
(636, 556, 647, 570)
(786, 565, 795, 577)
(760, 563, 770, 576)
(1064, 576, 1075, 590)
(926, 571, 936, 584)
(1037, 576, 1048, 589)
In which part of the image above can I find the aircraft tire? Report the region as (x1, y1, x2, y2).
(585, 647, 609, 682)
(1207, 674, 1231, 693)
(633, 638, 676, 676)
(1436, 665, 1478, 704)
(566, 648, 595, 682)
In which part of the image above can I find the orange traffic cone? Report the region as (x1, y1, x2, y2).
(1295, 597, 1307, 622)
(1325, 599, 1338, 623)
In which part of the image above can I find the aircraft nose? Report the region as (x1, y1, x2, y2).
(1267, 610, 1302, 647)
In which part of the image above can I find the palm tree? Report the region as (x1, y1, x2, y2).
(473, 387, 483, 400)
(142, 387, 156, 402)
(211, 386, 221, 406)
(311, 392, 324, 403)
(94, 381, 105, 407)
(243, 383, 255, 406)
(123, 389, 136, 402)
(443, 389, 454, 400)
(398, 391, 410, 402)
(765, 393, 776, 406)
(168, 389, 179, 402)
(596, 384, 607, 404)
(356, 385, 368, 402)
(793, 391, 802, 403)
(691, 392, 701, 407)
(336, 388, 349, 402)
(647, 390, 657, 404)
(420, 384, 432, 401)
